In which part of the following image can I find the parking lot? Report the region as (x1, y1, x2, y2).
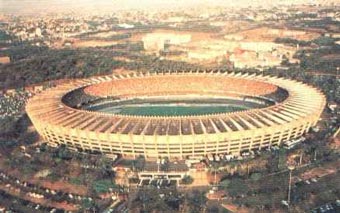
(139, 179, 178, 188)
(311, 200, 340, 213)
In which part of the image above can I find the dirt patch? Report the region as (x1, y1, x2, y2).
(88, 31, 118, 38)
(230, 27, 320, 42)
(0, 184, 78, 211)
(73, 40, 118, 48)
(30, 179, 88, 196)
(321, 54, 340, 61)
(189, 171, 209, 186)
(222, 203, 250, 213)
(300, 167, 337, 180)
(129, 29, 214, 43)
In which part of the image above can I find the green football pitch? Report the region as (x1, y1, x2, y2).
(97, 104, 248, 116)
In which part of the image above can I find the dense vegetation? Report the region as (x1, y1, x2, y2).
(0, 42, 205, 89)
(0, 43, 143, 89)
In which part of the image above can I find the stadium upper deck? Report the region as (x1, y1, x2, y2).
(26, 72, 326, 159)
(83, 74, 278, 98)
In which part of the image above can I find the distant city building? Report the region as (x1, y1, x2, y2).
(117, 23, 135, 29)
(142, 32, 192, 51)
(0, 56, 10, 64)
(35, 27, 42, 37)
(0, 206, 6, 213)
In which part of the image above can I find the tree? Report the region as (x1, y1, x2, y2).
(312, 36, 335, 46)
(80, 198, 98, 212)
(133, 155, 145, 171)
(131, 188, 181, 212)
(0, 117, 17, 134)
(96, 155, 114, 178)
(92, 179, 116, 194)
(54, 145, 72, 160)
(250, 173, 262, 182)
(226, 178, 249, 198)
(219, 179, 231, 189)
(181, 175, 194, 185)
(207, 204, 220, 213)
(185, 190, 207, 213)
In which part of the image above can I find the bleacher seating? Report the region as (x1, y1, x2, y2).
(83, 75, 279, 99)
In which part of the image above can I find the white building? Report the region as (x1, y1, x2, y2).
(142, 33, 192, 51)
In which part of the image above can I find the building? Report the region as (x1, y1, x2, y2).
(26, 72, 326, 160)
(142, 33, 192, 51)
(230, 50, 283, 68)
(0, 56, 10, 64)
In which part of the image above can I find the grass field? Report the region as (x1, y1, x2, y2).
(96, 103, 248, 116)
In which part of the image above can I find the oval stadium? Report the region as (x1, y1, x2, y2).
(26, 72, 326, 159)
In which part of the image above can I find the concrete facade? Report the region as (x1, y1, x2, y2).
(26, 72, 326, 159)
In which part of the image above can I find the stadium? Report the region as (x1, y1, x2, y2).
(26, 71, 326, 159)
